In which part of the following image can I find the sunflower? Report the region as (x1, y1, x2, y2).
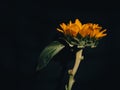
(57, 19, 107, 39)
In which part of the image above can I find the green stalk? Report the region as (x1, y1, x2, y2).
(65, 49, 83, 90)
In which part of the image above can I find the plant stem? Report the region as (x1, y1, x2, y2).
(65, 49, 83, 90)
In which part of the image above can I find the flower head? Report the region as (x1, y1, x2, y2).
(57, 19, 107, 48)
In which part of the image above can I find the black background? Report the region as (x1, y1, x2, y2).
(0, 0, 120, 90)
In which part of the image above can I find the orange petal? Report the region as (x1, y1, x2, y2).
(96, 33, 107, 38)
(75, 19, 82, 29)
(60, 23, 67, 30)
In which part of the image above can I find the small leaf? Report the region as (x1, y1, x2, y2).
(36, 41, 65, 71)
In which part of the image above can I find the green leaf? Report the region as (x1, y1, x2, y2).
(36, 41, 65, 71)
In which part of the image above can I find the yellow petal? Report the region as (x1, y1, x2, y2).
(95, 29, 107, 38)
(75, 19, 82, 29)
(57, 28, 64, 33)
(100, 29, 107, 33)
(96, 33, 107, 38)
(69, 20, 72, 26)
(90, 29, 98, 38)
(60, 23, 67, 30)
